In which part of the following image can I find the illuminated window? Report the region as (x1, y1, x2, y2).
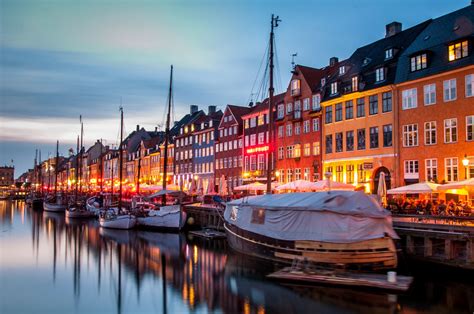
(278, 147, 284, 159)
(445, 157, 458, 182)
(444, 118, 457, 143)
(346, 165, 354, 183)
(336, 166, 343, 182)
(291, 79, 301, 96)
(385, 48, 393, 59)
(313, 142, 320, 156)
(339, 66, 345, 75)
(375, 67, 385, 82)
(304, 143, 311, 156)
(258, 115, 264, 126)
(424, 121, 436, 145)
(448, 41, 468, 61)
(425, 159, 438, 182)
(352, 76, 358, 92)
(403, 124, 418, 147)
(410, 53, 427, 72)
(330, 82, 338, 94)
(303, 120, 310, 133)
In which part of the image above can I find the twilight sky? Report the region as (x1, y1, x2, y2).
(0, 0, 465, 176)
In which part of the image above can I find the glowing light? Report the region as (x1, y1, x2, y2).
(193, 245, 198, 264)
(246, 145, 269, 154)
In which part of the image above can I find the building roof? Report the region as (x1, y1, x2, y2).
(227, 105, 252, 125)
(321, 19, 431, 101)
(295, 65, 325, 93)
(395, 5, 474, 83)
(242, 92, 285, 117)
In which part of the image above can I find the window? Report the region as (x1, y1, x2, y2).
(369, 95, 378, 115)
(321, 78, 326, 86)
(369, 127, 379, 148)
(287, 169, 293, 182)
(250, 155, 257, 171)
(423, 84, 436, 105)
(339, 66, 345, 75)
(352, 76, 358, 92)
(448, 41, 468, 61)
(291, 79, 301, 96)
(258, 154, 265, 170)
(250, 134, 256, 146)
(357, 129, 366, 150)
(424, 121, 437, 145)
(410, 53, 427, 72)
(295, 122, 301, 135)
(346, 165, 354, 183)
(303, 98, 310, 111)
(385, 48, 393, 59)
(294, 100, 301, 118)
(312, 118, 319, 132)
(304, 168, 310, 181)
(277, 104, 285, 119)
(345, 100, 353, 119)
(383, 124, 392, 147)
(251, 208, 265, 224)
(445, 157, 458, 182)
(286, 123, 292, 137)
(466, 74, 473, 97)
(286, 102, 293, 114)
(425, 159, 438, 181)
(403, 124, 418, 147)
(258, 132, 265, 144)
(356, 98, 365, 117)
(303, 120, 310, 133)
(278, 147, 284, 159)
(244, 135, 249, 146)
(382, 92, 392, 112)
(325, 135, 333, 154)
(286, 145, 294, 158)
(335, 132, 343, 152)
(404, 160, 419, 179)
(467, 115, 474, 141)
(250, 117, 257, 127)
(443, 79, 456, 101)
(330, 82, 338, 94)
(313, 142, 320, 155)
(335, 166, 343, 182)
(325, 106, 333, 124)
(295, 168, 301, 180)
(304, 143, 311, 156)
(375, 67, 385, 82)
(258, 115, 264, 126)
(357, 164, 366, 182)
(346, 131, 354, 151)
(312, 94, 321, 110)
(244, 119, 249, 129)
(402, 88, 417, 109)
(278, 125, 284, 138)
(335, 103, 343, 122)
(444, 118, 457, 143)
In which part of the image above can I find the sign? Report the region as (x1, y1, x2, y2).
(363, 162, 373, 170)
(246, 145, 269, 154)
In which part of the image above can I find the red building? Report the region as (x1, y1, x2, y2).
(215, 105, 251, 191)
(242, 93, 285, 185)
(275, 65, 325, 183)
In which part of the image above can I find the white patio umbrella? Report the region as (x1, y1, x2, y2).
(437, 178, 474, 192)
(276, 179, 317, 192)
(377, 172, 387, 206)
(219, 175, 228, 196)
(387, 182, 440, 195)
(234, 182, 279, 191)
(207, 177, 216, 194)
(311, 180, 355, 191)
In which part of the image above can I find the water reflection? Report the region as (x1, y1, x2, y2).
(0, 201, 473, 313)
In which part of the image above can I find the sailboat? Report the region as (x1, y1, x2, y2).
(136, 65, 187, 231)
(223, 15, 398, 270)
(99, 106, 137, 229)
(67, 125, 95, 219)
(44, 141, 67, 212)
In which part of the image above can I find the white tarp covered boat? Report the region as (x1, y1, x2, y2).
(224, 191, 399, 269)
(99, 208, 136, 230)
(136, 204, 186, 230)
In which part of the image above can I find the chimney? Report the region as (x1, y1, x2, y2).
(136, 124, 140, 132)
(385, 22, 402, 38)
(190, 105, 198, 114)
(329, 57, 338, 66)
(208, 105, 216, 115)
(155, 126, 158, 133)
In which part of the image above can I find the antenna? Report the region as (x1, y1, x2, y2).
(291, 53, 298, 70)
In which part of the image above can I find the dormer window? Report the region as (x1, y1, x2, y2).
(375, 67, 385, 82)
(352, 76, 358, 92)
(410, 53, 427, 72)
(321, 78, 326, 86)
(448, 40, 468, 61)
(385, 48, 393, 59)
(330, 82, 338, 95)
(362, 57, 371, 66)
(339, 66, 345, 75)
(291, 79, 301, 96)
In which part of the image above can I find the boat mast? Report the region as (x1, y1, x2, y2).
(34, 149, 38, 192)
(79, 116, 84, 194)
(162, 65, 173, 205)
(54, 140, 59, 195)
(118, 106, 124, 211)
(39, 150, 42, 195)
(266, 14, 280, 194)
(100, 139, 104, 193)
(75, 135, 80, 202)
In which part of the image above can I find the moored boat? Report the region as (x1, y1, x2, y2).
(43, 194, 67, 212)
(66, 203, 96, 218)
(224, 191, 398, 270)
(99, 209, 136, 229)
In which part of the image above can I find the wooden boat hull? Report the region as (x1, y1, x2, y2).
(43, 201, 66, 212)
(137, 210, 186, 231)
(224, 223, 397, 270)
(99, 215, 136, 229)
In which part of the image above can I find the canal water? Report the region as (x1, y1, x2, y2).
(1, 200, 473, 314)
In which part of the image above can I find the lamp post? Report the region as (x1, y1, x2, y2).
(462, 154, 469, 180)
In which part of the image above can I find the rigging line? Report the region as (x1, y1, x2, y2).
(274, 36, 283, 93)
(246, 39, 271, 106)
(256, 43, 270, 102)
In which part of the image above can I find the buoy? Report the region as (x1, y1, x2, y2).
(187, 217, 195, 225)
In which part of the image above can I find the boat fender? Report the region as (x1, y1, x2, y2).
(387, 271, 397, 283)
(93, 202, 100, 207)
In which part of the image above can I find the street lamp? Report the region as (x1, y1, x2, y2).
(462, 154, 469, 180)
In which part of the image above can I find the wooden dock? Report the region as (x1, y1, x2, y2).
(267, 267, 413, 292)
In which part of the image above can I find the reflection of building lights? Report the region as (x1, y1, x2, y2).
(189, 285, 195, 308)
(257, 305, 265, 314)
(243, 298, 251, 314)
(182, 282, 188, 301)
(193, 245, 198, 264)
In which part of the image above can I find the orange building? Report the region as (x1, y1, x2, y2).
(322, 21, 429, 193)
(395, 6, 474, 186)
